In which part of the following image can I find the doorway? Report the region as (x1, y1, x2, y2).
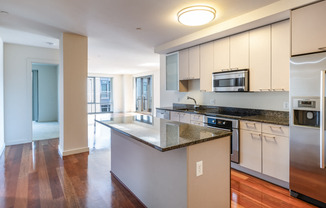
(135, 75, 152, 113)
(32, 63, 59, 141)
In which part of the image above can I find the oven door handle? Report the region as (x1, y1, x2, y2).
(233, 129, 239, 152)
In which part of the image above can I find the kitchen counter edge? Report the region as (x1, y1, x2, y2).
(96, 119, 232, 152)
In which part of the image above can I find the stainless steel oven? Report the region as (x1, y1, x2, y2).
(212, 69, 249, 92)
(205, 116, 239, 163)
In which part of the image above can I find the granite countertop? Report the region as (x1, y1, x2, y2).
(157, 106, 289, 126)
(241, 115, 289, 126)
(96, 115, 231, 152)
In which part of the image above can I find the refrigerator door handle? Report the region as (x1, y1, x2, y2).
(320, 70, 325, 169)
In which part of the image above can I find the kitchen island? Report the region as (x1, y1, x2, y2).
(96, 115, 232, 208)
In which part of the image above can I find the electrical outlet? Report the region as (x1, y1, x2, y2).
(196, 161, 203, 176)
(210, 99, 215, 105)
(283, 102, 289, 110)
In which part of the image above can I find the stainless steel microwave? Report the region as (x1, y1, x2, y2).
(212, 69, 249, 92)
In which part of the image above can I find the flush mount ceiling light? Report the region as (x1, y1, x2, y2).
(177, 5, 216, 26)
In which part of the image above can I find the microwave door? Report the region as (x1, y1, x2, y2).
(213, 77, 245, 91)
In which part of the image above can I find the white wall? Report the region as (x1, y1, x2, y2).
(4, 43, 59, 145)
(59, 33, 88, 156)
(160, 55, 289, 111)
(0, 37, 4, 154)
(32, 64, 59, 122)
(122, 74, 134, 112)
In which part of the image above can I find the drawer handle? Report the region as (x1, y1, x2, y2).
(318, 47, 326, 51)
(250, 133, 261, 139)
(269, 126, 283, 132)
(264, 135, 276, 143)
(272, 88, 285, 91)
(246, 123, 256, 128)
(260, 89, 271, 91)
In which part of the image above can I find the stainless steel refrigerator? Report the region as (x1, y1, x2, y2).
(290, 52, 326, 207)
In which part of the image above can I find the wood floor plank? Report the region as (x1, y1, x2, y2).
(28, 171, 40, 208)
(56, 166, 81, 207)
(4, 145, 23, 208)
(14, 144, 30, 208)
(0, 137, 320, 208)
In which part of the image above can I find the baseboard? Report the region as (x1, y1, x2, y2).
(231, 162, 289, 189)
(58, 146, 89, 157)
(0, 143, 5, 157)
(110, 171, 146, 208)
(5, 139, 32, 146)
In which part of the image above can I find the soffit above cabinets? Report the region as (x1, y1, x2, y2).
(155, 0, 319, 54)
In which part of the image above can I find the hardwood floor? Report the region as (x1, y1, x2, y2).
(0, 126, 318, 207)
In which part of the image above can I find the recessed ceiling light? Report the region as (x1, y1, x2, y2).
(177, 5, 216, 26)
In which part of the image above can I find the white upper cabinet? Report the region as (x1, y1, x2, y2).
(178, 46, 200, 80)
(249, 25, 271, 92)
(200, 42, 214, 92)
(179, 49, 189, 80)
(188, 46, 200, 79)
(230, 32, 249, 69)
(272, 20, 290, 91)
(165, 52, 179, 91)
(213, 37, 230, 72)
(291, 0, 326, 56)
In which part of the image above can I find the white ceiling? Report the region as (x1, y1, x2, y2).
(0, 0, 280, 74)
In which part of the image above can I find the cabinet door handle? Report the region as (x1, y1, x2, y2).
(259, 89, 271, 91)
(264, 135, 277, 143)
(230, 68, 238, 71)
(272, 88, 285, 91)
(318, 47, 326, 51)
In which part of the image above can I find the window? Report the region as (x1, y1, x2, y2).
(135, 75, 152, 113)
(87, 77, 113, 114)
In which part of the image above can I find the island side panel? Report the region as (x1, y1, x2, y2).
(111, 129, 188, 208)
(187, 136, 231, 208)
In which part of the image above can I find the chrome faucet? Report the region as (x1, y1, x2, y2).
(187, 96, 199, 110)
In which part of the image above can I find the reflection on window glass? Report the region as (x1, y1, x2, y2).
(135, 75, 152, 113)
(87, 77, 113, 114)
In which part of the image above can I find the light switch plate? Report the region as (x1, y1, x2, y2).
(196, 161, 203, 176)
(283, 102, 289, 110)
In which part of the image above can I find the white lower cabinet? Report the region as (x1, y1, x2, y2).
(170, 111, 180, 121)
(179, 113, 191, 124)
(262, 133, 289, 182)
(170, 111, 191, 124)
(240, 121, 289, 182)
(240, 129, 262, 173)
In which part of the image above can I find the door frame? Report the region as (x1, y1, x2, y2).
(27, 58, 59, 142)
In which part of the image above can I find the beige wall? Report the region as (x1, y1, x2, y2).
(0, 37, 4, 154)
(59, 33, 88, 156)
(160, 55, 289, 111)
(4, 43, 59, 145)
